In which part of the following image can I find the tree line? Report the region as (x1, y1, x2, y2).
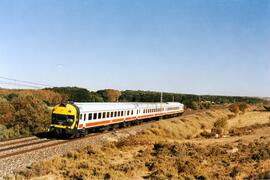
(46, 87, 265, 109)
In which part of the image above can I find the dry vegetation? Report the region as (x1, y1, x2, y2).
(12, 104, 270, 180)
(0, 89, 65, 139)
(0, 89, 64, 106)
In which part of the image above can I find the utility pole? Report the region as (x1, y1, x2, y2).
(160, 92, 163, 112)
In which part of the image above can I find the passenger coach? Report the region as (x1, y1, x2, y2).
(49, 102, 184, 137)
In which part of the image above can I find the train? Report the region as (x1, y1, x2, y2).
(49, 102, 184, 137)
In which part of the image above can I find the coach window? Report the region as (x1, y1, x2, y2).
(98, 112, 102, 119)
(114, 111, 117, 117)
(118, 111, 120, 117)
(121, 111, 124, 116)
(102, 112, 106, 119)
(131, 110, 133, 115)
(111, 112, 114, 118)
(84, 114, 86, 121)
(80, 114, 82, 120)
(107, 112, 110, 118)
(93, 113, 97, 120)
(88, 113, 92, 120)
(127, 110, 130, 116)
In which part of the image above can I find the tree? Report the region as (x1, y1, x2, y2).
(46, 87, 92, 102)
(97, 89, 121, 102)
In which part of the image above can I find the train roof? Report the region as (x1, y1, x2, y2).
(73, 102, 183, 112)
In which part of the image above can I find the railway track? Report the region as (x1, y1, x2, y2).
(0, 131, 113, 160)
(0, 113, 185, 161)
(0, 136, 39, 148)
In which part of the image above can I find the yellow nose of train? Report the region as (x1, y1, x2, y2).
(51, 103, 78, 129)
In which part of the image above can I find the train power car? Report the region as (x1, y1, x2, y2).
(49, 102, 184, 137)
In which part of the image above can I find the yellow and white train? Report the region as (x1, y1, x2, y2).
(49, 102, 184, 137)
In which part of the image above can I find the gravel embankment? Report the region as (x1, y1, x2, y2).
(0, 123, 153, 178)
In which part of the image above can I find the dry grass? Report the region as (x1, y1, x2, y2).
(13, 105, 270, 180)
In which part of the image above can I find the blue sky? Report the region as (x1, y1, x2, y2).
(0, 0, 269, 96)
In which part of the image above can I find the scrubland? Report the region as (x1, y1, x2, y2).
(12, 104, 270, 180)
(0, 89, 64, 139)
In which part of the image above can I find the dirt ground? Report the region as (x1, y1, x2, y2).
(12, 105, 270, 180)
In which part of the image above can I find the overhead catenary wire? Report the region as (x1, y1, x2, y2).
(0, 81, 42, 89)
(0, 76, 52, 88)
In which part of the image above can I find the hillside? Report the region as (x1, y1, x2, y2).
(14, 104, 270, 179)
(0, 87, 267, 140)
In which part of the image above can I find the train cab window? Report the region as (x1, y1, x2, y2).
(98, 113, 102, 119)
(111, 112, 114, 118)
(103, 112, 106, 119)
(93, 113, 97, 120)
(88, 113, 92, 120)
(107, 112, 110, 118)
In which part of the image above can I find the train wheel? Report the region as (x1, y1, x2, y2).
(81, 128, 88, 136)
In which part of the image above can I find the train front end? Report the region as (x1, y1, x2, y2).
(49, 103, 78, 137)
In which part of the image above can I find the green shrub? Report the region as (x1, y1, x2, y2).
(3, 95, 51, 137)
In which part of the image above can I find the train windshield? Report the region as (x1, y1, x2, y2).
(52, 114, 74, 126)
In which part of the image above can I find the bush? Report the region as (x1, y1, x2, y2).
(214, 118, 228, 129)
(2, 95, 51, 137)
(229, 103, 240, 114)
(0, 97, 15, 124)
(190, 101, 199, 110)
(239, 103, 248, 113)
